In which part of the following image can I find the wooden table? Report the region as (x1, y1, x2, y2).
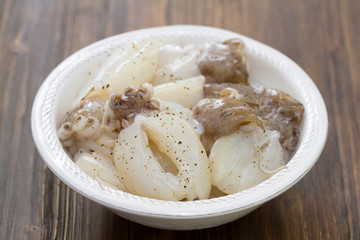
(1, 0, 359, 239)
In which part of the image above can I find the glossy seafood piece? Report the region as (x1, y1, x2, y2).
(114, 113, 211, 201)
(198, 39, 249, 85)
(63, 100, 104, 123)
(93, 37, 162, 95)
(157, 99, 204, 136)
(105, 85, 160, 130)
(58, 100, 105, 150)
(153, 75, 205, 108)
(204, 83, 259, 106)
(209, 124, 285, 194)
(204, 83, 304, 157)
(75, 152, 126, 190)
(192, 97, 263, 153)
(152, 44, 201, 85)
(258, 89, 304, 156)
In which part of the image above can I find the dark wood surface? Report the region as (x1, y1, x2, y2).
(1, 0, 359, 239)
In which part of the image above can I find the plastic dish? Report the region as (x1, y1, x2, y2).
(31, 25, 328, 230)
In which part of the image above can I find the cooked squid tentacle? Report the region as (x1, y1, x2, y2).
(114, 113, 211, 201)
(58, 115, 102, 142)
(58, 122, 73, 141)
(76, 116, 101, 138)
(58, 99, 105, 140)
(105, 84, 160, 131)
(65, 100, 104, 123)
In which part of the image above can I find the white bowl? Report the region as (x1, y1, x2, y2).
(31, 25, 328, 230)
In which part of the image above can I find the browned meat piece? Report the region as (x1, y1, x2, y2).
(203, 83, 304, 158)
(108, 85, 160, 129)
(192, 97, 263, 153)
(198, 39, 249, 85)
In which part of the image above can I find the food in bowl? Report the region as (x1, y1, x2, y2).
(57, 37, 304, 201)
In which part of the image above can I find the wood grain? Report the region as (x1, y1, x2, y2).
(0, 0, 359, 239)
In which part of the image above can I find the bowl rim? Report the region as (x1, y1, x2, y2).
(31, 25, 328, 218)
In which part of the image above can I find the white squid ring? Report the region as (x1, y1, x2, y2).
(114, 112, 211, 201)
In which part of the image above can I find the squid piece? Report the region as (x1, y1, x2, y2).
(198, 38, 249, 84)
(192, 97, 263, 153)
(75, 152, 126, 190)
(152, 44, 201, 85)
(204, 83, 260, 108)
(93, 37, 162, 94)
(102, 84, 160, 131)
(204, 83, 304, 158)
(58, 101, 104, 145)
(81, 88, 111, 105)
(153, 75, 205, 108)
(63, 100, 104, 124)
(114, 113, 211, 201)
(209, 124, 285, 194)
(157, 99, 204, 136)
(258, 89, 304, 157)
